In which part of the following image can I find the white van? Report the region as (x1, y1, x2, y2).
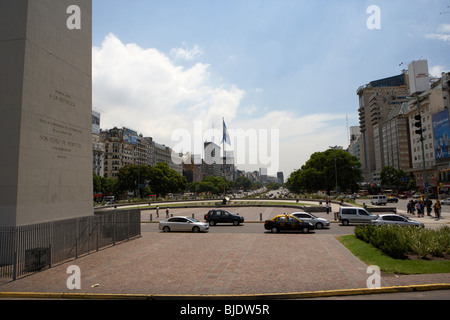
(371, 195, 387, 205)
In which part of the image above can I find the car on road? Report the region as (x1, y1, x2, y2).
(291, 212, 330, 229)
(387, 196, 399, 203)
(370, 214, 424, 227)
(264, 214, 314, 233)
(371, 195, 387, 205)
(204, 209, 244, 226)
(338, 207, 378, 226)
(441, 198, 450, 205)
(159, 216, 209, 233)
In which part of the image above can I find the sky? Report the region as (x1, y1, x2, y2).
(91, 0, 450, 178)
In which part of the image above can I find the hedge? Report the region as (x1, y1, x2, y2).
(354, 225, 450, 259)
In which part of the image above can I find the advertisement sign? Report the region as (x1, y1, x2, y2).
(408, 60, 430, 94)
(123, 127, 138, 145)
(92, 111, 100, 134)
(433, 109, 450, 159)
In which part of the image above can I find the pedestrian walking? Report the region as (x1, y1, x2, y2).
(326, 202, 330, 214)
(166, 207, 170, 218)
(426, 200, 432, 216)
(156, 206, 159, 218)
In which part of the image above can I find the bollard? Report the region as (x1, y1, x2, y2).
(150, 213, 152, 222)
(260, 213, 262, 221)
(192, 213, 195, 219)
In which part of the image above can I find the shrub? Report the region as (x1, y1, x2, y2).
(353, 225, 450, 259)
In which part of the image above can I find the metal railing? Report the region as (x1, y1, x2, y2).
(0, 209, 141, 280)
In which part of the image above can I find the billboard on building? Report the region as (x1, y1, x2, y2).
(408, 60, 430, 94)
(432, 109, 450, 160)
(92, 111, 100, 134)
(123, 127, 138, 145)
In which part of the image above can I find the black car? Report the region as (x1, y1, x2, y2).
(204, 209, 244, 226)
(264, 215, 315, 233)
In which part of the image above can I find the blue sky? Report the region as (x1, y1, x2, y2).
(91, 0, 450, 177)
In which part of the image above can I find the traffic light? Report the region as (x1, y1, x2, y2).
(414, 114, 423, 135)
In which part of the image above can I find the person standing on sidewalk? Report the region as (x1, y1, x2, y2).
(434, 201, 441, 219)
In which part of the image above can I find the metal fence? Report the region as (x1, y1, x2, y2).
(0, 209, 141, 280)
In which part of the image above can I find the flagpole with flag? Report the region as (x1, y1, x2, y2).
(222, 118, 231, 198)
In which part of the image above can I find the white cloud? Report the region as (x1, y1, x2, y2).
(426, 24, 450, 42)
(93, 34, 349, 176)
(430, 65, 449, 78)
(93, 34, 243, 141)
(170, 44, 203, 61)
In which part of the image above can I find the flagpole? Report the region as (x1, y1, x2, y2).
(223, 117, 226, 198)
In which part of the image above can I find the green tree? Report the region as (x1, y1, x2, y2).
(234, 176, 253, 191)
(287, 149, 363, 194)
(380, 166, 408, 191)
(117, 164, 153, 196)
(201, 175, 230, 195)
(148, 162, 187, 196)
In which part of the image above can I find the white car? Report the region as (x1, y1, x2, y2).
(159, 216, 209, 233)
(291, 212, 330, 229)
(441, 198, 450, 205)
(371, 214, 424, 227)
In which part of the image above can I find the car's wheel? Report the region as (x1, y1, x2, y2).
(192, 226, 200, 233)
(342, 220, 350, 226)
(233, 220, 239, 226)
(315, 222, 324, 229)
(209, 220, 216, 226)
(271, 227, 279, 233)
(163, 226, 170, 232)
(302, 227, 309, 233)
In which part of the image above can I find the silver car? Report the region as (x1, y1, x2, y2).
(371, 214, 424, 227)
(291, 212, 330, 229)
(159, 216, 209, 233)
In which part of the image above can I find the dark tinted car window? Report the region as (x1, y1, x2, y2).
(342, 209, 356, 215)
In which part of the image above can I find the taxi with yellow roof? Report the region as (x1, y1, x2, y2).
(264, 214, 315, 234)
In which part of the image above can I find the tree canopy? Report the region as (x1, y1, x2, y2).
(286, 149, 363, 194)
(115, 162, 187, 197)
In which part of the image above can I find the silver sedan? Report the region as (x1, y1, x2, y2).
(291, 212, 330, 229)
(159, 216, 209, 233)
(370, 214, 424, 227)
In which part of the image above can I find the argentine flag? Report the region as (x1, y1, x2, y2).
(222, 119, 231, 145)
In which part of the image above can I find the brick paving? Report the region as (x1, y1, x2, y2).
(0, 204, 449, 298)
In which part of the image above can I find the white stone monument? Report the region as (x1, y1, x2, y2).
(0, 0, 93, 227)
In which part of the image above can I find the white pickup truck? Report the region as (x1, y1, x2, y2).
(338, 207, 378, 226)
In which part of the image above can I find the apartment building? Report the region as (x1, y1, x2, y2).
(357, 73, 409, 182)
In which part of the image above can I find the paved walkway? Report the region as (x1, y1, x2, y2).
(1, 205, 449, 299)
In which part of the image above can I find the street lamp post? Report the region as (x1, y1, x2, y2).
(329, 146, 339, 195)
(409, 93, 430, 200)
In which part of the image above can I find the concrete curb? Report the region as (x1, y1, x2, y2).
(2, 283, 450, 300)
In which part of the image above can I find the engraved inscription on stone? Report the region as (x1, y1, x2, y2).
(50, 89, 76, 108)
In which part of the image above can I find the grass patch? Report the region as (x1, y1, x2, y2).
(338, 234, 450, 275)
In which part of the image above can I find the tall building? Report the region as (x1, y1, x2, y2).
(357, 73, 409, 183)
(381, 103, 411, 172)
(406, 81, 447, 187)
